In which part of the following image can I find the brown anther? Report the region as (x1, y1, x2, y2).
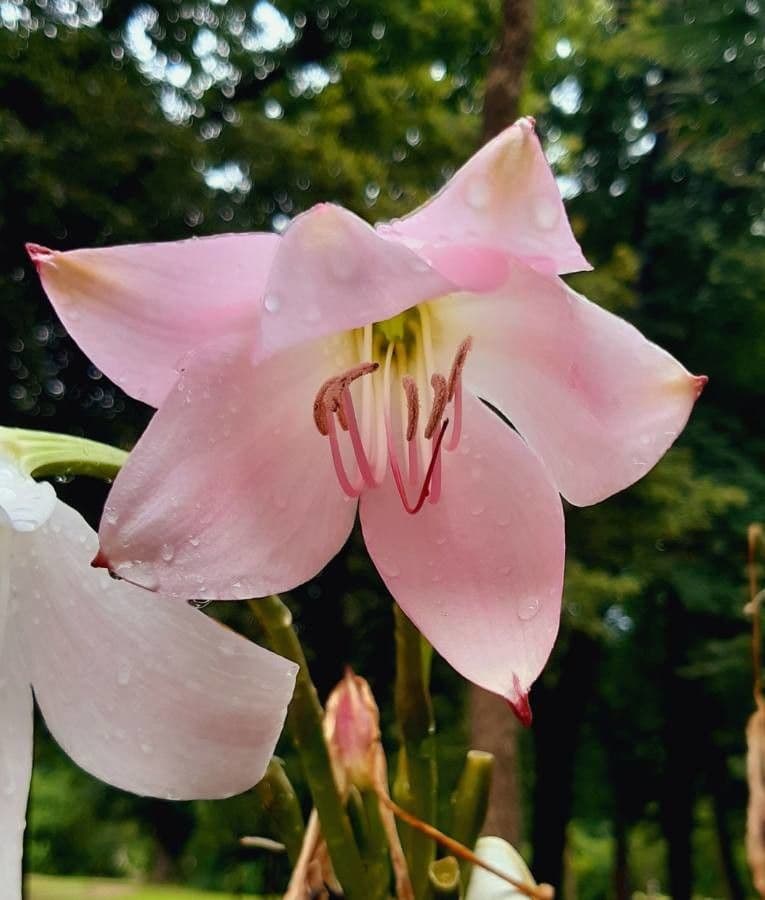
(402, 376, 419, 442)
(312, 362, 379, 436)
(446, 336, 473, 401)
(424, 374, 448, 439)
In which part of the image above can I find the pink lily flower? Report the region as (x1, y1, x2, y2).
(28, 117, 705, 719)
(0, 452, 297, 899)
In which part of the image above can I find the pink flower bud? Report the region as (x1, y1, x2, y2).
(324, 668, 381, 792)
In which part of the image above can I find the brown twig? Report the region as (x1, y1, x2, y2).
(376, 790, 554, 899)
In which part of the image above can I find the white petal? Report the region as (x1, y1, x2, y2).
(0, 455, 55, 533)
(17, 501, 297, 800)
(0, 629, 33, 900)
(466, 837, 536, 900)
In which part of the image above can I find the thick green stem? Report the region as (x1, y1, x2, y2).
(428, 857, 461, 898)
(248, 596, 367, 899)
(451, 750, 494, 887)
(0, 427, 127, 480)
(394, 604, 437, 898)
(252, 757, 305, 867)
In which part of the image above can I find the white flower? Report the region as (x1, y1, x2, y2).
(0, 453, 297, 899)
(466, 837, 540, 899)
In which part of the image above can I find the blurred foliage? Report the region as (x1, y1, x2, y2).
(2, 0, 764, 896)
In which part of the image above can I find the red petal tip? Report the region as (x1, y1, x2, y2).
(694, 374, 709, 396)
(91, 548, 111, 570)
(506, 692, 533, 728)
(25, 242, 54, 270)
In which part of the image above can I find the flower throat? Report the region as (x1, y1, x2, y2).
(313, 304, 472, 513)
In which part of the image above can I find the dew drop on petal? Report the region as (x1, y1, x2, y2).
(116, 659, 132, 686)
(517, 596, 541, 621)
(160, 543, 174, 562)
(263, 292, 281, 313)
(466, 177, 490, 210)
(533, 197, 561, 230)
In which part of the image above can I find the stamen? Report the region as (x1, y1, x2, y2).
(387, 417, 449, 515)
(428, 418, 444, 505)
(341, 387, 378, 490)
(402, 375, 420, 488)
(447, 336, 473, 401)
(445, 337, 472, 452)
(402, 376, 419, 442)
(424, 374, 448, 439)
(417, 304, 436, 380)
(325, 406, 364, 499)
(313, 362, 378, 436)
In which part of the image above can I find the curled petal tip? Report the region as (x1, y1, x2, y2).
(506, 692, 533, 728)
(25, 242, 54, 270)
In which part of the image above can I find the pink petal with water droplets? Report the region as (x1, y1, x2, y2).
(27, 234, 278, 407)
(360, 392, 564, 703)
(382, 117, 590, 276)
(98, 333, 358, 599)
(17, 501, 297, 800)
(257, 204, 455, 355)
(432, 264, 706, 507)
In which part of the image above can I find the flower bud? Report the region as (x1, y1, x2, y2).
(324, 668, 381, 793)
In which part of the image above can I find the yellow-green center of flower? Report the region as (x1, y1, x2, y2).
(313, 303, 472, 513)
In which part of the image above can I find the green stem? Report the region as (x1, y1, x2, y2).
(393, 604, 437, 898)
(252, 757, 305, 867)
(428, 857, 461, 899)
(0, 427, 127, 480)
(248, 596, 367, 899)
(450, 750, 494, 888)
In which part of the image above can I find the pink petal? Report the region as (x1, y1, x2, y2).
(0, 631, 33, 900)
(432, 264, 706, 506)
(98, 333, 358, 599)
(382, 117, 590, 276)
(257, 204, 455, 355)
(27, 233, 278, 407)
(16, 501, 297, 800)
(360, 392, 564, 704)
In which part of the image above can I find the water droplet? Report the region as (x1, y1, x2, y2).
(518, 597, 540, 621)
(140, 742, 154, 755)
(466, 177, 490, 209)
(219, 643, 236, 656)
(470, 504, 485, 517)
(117, 660, 132, 686)
(533, 197, 561, 230)
(189, 536, 201, 547)
(160, 543, 174, 562)
(263, 292, 281, 313)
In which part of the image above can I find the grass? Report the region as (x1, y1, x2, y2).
(25, 874, 272, 900)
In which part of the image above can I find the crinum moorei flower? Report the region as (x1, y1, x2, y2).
(0, 452, 296, 899)
(28, 117, 705, 721)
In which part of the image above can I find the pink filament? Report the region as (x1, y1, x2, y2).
(325, 407, 364, 499)
(341, 387, 379, 490)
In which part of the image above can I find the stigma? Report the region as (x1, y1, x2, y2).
(313, 304, 472, 513)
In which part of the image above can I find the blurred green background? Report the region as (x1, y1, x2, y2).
(2, 0, 764, 897)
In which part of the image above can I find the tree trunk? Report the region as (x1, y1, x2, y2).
(469, 688, 523, 843)
(469, 0, 535, 845)
(659, 594, 695, 900)
(531, 631, 601, 898)
(711, 752, 746, 900)
(482, 0, 535, 141)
